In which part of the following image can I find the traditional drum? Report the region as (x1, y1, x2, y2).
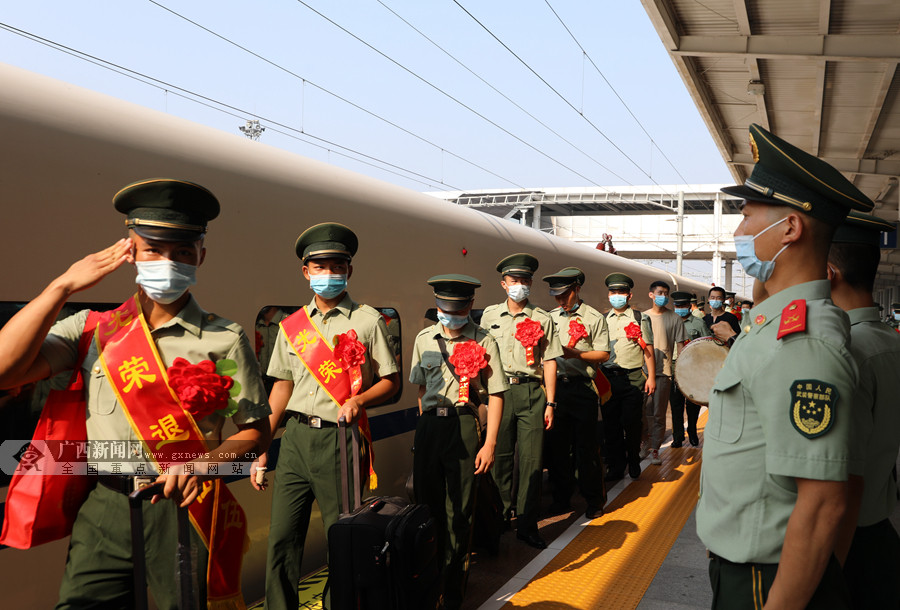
(673, 337, 729, 406)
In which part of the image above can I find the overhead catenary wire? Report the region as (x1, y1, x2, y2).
(375, 0, 625, 188)
(147, 0, 523, 190)
(290, 0, 611, 187)
(0, 21, 456, 192)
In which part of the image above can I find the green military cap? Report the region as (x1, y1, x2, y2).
(690, 293, 698, 303)
(543, 267, 585, 296)
(496, 253, 539, 277)
(428, 274, 481, 312)
(114, 178, 219, 242)
(604, 272, 634, 290)
(671, 291, 692, 303)
(722, 123, 874, 225)
(832, 211, 896, 247)
(725, 291, 736, 299)
(294, 222, 358, 262)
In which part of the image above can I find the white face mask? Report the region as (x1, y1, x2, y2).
(135, 260, 197, 304)
(507, 284, 530, 303)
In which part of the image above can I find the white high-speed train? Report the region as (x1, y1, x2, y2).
(0, 62, 710, 606)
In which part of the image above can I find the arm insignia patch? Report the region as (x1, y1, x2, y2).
(789, 379, 837, 438)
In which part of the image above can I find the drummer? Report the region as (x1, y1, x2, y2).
(669, 291, 711, 447)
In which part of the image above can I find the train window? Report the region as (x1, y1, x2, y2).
(254, 305, 402, 412)
(423, 308, 484, 326)
(0, 301, 119, 487)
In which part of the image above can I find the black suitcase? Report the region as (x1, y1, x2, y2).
(328, 420, 441, 610)
(129, 482, 197, 610)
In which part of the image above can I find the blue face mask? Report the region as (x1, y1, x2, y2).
(609, 294, 628, 309)
(309, 274, 348, 299)
(894, 313, 900, 322)
(654, 295, 669, 307)
(674, 307, 690, 317)
(709, 299, 723, 310)
(135, 260, 196, 304)
(734, 217, 790, 282)
(437, 310, 468, 330)
(566, 301, 581, 314)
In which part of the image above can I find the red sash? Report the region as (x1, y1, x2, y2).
(97, 296, 247, 609)
(280, 307, 377, 487)
(0, 312, 100, 549)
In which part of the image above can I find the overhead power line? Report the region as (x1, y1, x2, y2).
(148, 0, 522, 189)
(290, 0, 610, 187)
(0, 21, 456, 191)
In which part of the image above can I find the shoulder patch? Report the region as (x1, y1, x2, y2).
(777, 300, 807, 339)
(204, 313, 241, 333)
(789, 379, 837, 439)
(355, 304, 382, 319)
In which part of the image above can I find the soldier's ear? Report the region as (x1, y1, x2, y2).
(301, 265, 311, 281)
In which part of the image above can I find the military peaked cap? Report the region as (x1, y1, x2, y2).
(114, 178, 219, 242)
(295, 222, 358, 262)
(428, 274, 481, 312)
(496, 253, 539, 277)
(604, 272, 634, 290)
(832, 211, 896, 247)
(543, 267, 585, 296)
(722, 124, 874, 225)
(671, 291, 692, 303)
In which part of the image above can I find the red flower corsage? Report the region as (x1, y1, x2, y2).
(448, 340, 488, 403)
(625, 322, 647, 349)
(515, 318, 544, 365)
(567, 318, 588, 348)
(167, 357, 234, 420)
(334, 329, 367, 395)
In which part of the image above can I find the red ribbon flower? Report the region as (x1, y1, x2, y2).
(567, 318, 588, 348)
(449, 340, 488, 404)
(334, 329, 367, 369)
(449, 341, 488, 379)
(625, 322, 647, 349)
(167, 357, 234, 420)
(515, 318, 544, 365)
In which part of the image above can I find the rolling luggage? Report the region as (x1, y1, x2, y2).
(328, 419, 441, 610)
(129, 482, 197, 610)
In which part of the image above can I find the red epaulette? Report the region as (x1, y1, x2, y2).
(776, 299, 807, 339)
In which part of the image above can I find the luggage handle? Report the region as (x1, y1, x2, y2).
(337, 416, 362, 513)
(128, 482, 197, 610)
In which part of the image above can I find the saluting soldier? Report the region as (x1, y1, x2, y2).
(600, 272, 655, 481)
(827, 211, 900, 608)
(410, 275, 506, 610)
(0, 179, 271, 609)
(254, 223, 400, 610)
(669, 290, 710, 447)
(697, 123, 871, 608)
(480, 254, 562, 549)
(542, 267, 609, 519)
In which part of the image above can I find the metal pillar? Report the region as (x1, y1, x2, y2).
(533, 203, 542, 230)
(676, 191, 684, 276)
(712, 192, 723, 286)
(724, 259, 733, 291)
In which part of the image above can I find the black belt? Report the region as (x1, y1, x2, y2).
(508, 375, 540, 385)
(289, 411, 337, 429)
(558, 375, 591, 384)
(603, 366, 642, 376)
(99, 474, 157, 495)
(424, 405, 476, 418)
(707, 550, 775, 567)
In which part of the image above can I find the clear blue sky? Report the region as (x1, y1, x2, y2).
(1, 0, 733, 193)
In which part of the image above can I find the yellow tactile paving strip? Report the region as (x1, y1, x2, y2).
(502, 413, 707, 610)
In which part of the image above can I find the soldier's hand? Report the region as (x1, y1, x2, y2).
(644, 376, 656, 396)
(474, 444, 495, 475)
(710, 321, 737, 343)
(55, 238, 133, 295)
(561, 346, 582, 360)
(338, 396, 363, 425)
(152, 467, 204, 508)
(250, 453, 268, 491)
(544, 405, 554, 430)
